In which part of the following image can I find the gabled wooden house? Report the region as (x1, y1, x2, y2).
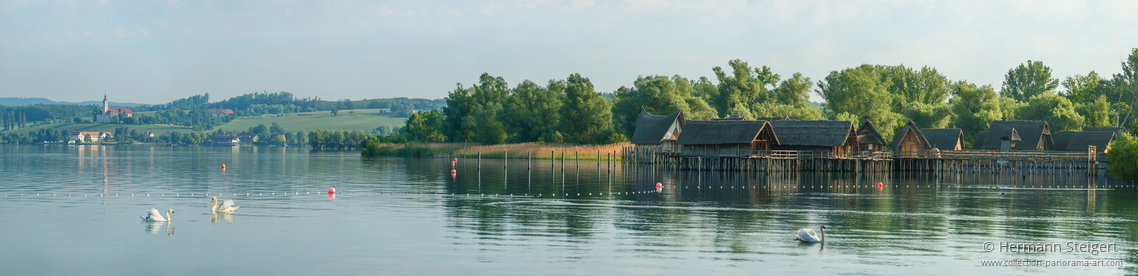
(1052, 131, 1116, 153)
(630, 110, 685, 152)
(976, 120, 1052, 151)
(676, 120, 778, 157)
(921, 128, 964, 151)
(890, 120, 932, 156)
(855, 114, 886, 152)
(768, 120, 858, 156)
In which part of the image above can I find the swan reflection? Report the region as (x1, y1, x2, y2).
(211, 211, 235, 224)
(144, 221, 174, 236)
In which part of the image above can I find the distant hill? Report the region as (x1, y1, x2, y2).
(0, 97, 147, 107)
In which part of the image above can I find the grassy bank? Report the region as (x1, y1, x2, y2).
(367, 142, 629, 161)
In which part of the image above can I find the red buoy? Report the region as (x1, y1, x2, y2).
(328, 187, 336, 194)
(877, 182, 883, 189)
(221, 164, 226, 170)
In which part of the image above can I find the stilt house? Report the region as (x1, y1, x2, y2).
(920, 128, 964, 151)
(676, 120, 778, 157)
(975, 120, 1052, 151)
(890, 120, 932, 157)
(630, 110, 685, 153)
(855, 114, 886, 152)
(768, 120, 858, 156)
(1052, 131, 1116, 153)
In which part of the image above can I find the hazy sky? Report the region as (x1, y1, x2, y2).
(2, 0, 1136, 105)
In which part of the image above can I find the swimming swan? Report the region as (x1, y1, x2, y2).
(795, 225, 825, 243)
(211, 197, 240, 213)
(142, 208, 174, 222)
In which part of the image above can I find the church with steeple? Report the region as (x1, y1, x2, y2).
(95, 94, 132, 123)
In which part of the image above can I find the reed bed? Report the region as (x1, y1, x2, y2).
(370, 142, 629, 160)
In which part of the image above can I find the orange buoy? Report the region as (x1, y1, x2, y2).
(328, 187, 336, 194)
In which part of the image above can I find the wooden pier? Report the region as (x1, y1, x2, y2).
(621, 146, 1101, 175)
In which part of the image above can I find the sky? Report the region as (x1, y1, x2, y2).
(1, 0, 1137, 105)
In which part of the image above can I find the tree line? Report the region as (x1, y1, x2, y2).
(379, 48, 1138, 150)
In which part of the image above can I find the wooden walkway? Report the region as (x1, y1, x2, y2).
(621, 146, 1101, 175)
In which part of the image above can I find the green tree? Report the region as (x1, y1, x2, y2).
(559, 73, 616, 143)
(711, 59, 780, 118)
(1001, 60, 1059, 102)
(1062, 71, 1105, 104)
(1075, 95, 1113, 128)
(501, 80, 565, 143)
(1107, 133, 1138, 181)
(949, 82, 1003, 146)
(774, 72, 813, 105)
(1017, 92, 1085, 132)
(611, 75, 717, 136)
(400, 109, 446, 143)
(817, 65, 905, 138)
(474, 103, 506, 145)
(1118, 48, 1138, 127)
(270, 122, 286, 134)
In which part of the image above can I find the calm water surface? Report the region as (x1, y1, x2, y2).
(2, 145, 1137, 275)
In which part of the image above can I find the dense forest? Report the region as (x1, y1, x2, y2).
(374, 48, 1138, 149)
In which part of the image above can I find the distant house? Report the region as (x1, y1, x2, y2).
(676, 119, 778, 157)
(854, 114, 886, 152)
(769, 120, 858, 156)
(236, 134, 259, 143)
(890, 120, 932, 156)
(754, 114, 790, 121)
(975, 120, 1052, 151)
(1052, 131, 1116, 153)
(630, 110, 685, 152)
(210, 136, 239, 145)
(95, 95, 132, 123)
(144, 131, 154, 137)
(921, 128, 964, 151)
(70, 131, 111, 142)
(207, 109, 234, 117)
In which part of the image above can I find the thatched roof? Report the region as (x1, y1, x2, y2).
(630, 109, 685, 145)
(676, 120, 777, 145)
(755, 114, 790, 121)
(977, 120, 1050, 150)
(1053, 131, 1116, 151)
(890, 120, 932, 149)
(855, 113, 885, 145)
(974, 131, 987, 149)
(769, 120, 855, 147)
(921, 128, 963, 150)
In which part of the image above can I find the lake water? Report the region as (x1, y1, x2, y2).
(1, 145, 1136, 275)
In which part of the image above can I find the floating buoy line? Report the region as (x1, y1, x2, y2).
(2, 183, 1134, 199)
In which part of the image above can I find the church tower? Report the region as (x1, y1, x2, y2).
(103, 93, 109, 113)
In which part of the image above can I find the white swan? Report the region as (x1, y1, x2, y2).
(211, 197, 240, 213)
(141, 208, 174, 222)
(795, 225, 826, 243)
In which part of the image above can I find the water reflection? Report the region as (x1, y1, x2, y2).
(143, 221, 173, 236)
(3, 146, 1136, 274)
(212, 212, 235, 224)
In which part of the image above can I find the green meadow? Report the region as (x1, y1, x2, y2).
(4, 108, 409, 136)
